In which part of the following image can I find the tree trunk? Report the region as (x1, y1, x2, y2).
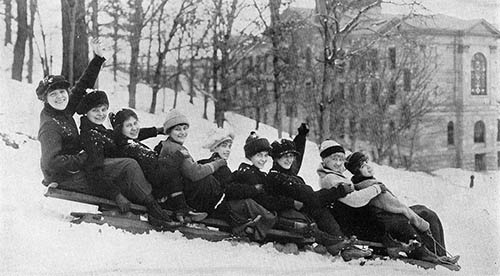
(112, 13, 118, 81)
(189, 54, 195, 104)
(90, 0, 98, 37)
(26, 0, 36, 83)
(269, 0, 282, 138)
(5, 0, 12, 45)
(128, 0, 143, 108)
(61, 0, 88, 84)
(11, 0, 28, 81)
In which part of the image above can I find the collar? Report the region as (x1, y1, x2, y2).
(43, 103, 67, 117)
(80, 116, 107, 132)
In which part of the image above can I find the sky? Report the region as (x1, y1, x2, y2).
(292, 0, 500, 29)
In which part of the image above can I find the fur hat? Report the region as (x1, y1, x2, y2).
(109, 108, 138, 129)
(344, 152, 368, 175)
(35, 75, 70, 101)
(76, 90, 109, 115)
(244, 131, 271, 159)
(319, 140, 345, 158)
(163, 109, 189, 133)
(270, 139, 299, 159)
(203, 128, 235, 152)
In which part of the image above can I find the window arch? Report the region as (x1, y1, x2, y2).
(471, 53, 487, 95)
(447, 121, 454, 145)
(474, 121, 486, 143)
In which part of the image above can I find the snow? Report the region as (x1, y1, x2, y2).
(1, 32, 499, 276)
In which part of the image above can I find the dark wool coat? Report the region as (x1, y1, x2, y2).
(38, 56, 105, 184)
(114, 128, 184, 199)
(79, 116, 122, 199)
(232, 163, 295, 212)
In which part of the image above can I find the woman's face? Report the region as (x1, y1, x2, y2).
(169, 124, 189, 144)
(214, 140, 232, 160)
(359, 161, 374, 177)
(249, 151, 269, 169)
(46, 89, 69, 110)
(121, 116, 140, 139)
(323, 152, 346, 173)
(86, 104, 109, 125)
(276, 153, 296, 170)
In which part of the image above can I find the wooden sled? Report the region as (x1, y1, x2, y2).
(44, 187, 313, 244)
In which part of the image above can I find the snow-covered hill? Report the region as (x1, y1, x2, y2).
(0, 66, 499, 275)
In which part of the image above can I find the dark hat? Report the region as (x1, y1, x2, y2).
(35, 75, 70, 101)
(244, 131, 271, 159)
(270, 139, 299, 159)
(76, 90, 109, 115)
(109, 108, 138, 129)
(344, 152, 368, 175)
(319, 140, 345, 158)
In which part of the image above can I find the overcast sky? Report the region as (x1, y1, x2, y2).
(292, 0, 500, 29)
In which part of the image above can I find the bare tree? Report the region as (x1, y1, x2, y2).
(4, 0, 12, 45)
(61, 0, 88, 84)
(26, 0, 36, 83)
(90, 0, 99, 37)
(12, 0, 28, 81)
(102, 0, 124, 82)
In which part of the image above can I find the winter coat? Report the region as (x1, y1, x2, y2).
(317, 164, 382, 208)
(231, 163, 295, 212)
(38, 56, 105, 184)
(198, 153, 233, 187)
(156, 137, 226, 182)
(79, 116, 122, 199)
(114, 128, 184, 199)
(156, 137, 225, 213)
(267, 132, 347, 210)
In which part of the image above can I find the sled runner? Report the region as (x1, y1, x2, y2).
(44, 187, 313, 244)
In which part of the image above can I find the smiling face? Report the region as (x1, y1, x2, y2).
(249, 151, 269, 169)
(276, 153, 296, 170)
(358, 161, 374, 177)
(121, 116, 140, 139)
(86, 104, 109, 125)
(213, 140, 232, 160)
(323, 152, 346, 174)
(168, 124, 189, 144)
(46, 89, 69, 110)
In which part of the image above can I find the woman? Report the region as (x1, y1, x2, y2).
(109, 108, 207, 222)
(76, 91, 180, 229)
(316, 140, 458, 264)
(266, 124, 372, 260)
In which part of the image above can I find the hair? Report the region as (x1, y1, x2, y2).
(109, 108, 138, 137)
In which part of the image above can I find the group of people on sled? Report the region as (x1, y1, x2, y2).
(36, 39, 459, 264)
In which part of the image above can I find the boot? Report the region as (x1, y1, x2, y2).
(168, 192, 208, 222)
(340, 246, 372, 261)
(145, 195, 181, 229)
(276, 217, 310, 234)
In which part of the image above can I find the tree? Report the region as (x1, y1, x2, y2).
(61, 0, 88, 84)
(11, 0, 28, 81)
(4, 0, 12, 45)
(26, 0, 36, 83)
(90, 0, 99, 37)
(102, 0, 125, 82)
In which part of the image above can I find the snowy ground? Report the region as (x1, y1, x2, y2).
(1, 65, 499, 276)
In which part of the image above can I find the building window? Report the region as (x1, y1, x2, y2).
(471, 52, 487, 95)
(403, 69, 411, 91)
(388, 47, 396, 69)
(388, 81, 396, 104)
(447, 121, 454, 145)
(474, 154, 486, 171)
(474, 121, 486, 143)
(497, 119, 500, 141)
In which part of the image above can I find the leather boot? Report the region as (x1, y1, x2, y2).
(168, 193, 208, 222)
(145, 195, 181, 229)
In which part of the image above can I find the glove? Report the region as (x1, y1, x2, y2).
(115, 193, 131, 213)
(254, 184, 264, 191)
(298, 123, 309, 136)
(213, 158, 227, 170)
(377, 183, 389, 193)
(342, 182, 354, 194)
(156, 126, 165, 135)
(293, 200, 304, 210)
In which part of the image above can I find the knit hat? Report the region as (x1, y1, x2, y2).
(76, 90, 109, 115)
(203, 128, 235, 152)
(270, 139, 299, 159)
(163, 109, 189, 133)
(244, 131, 271, 159)
(319, 140, 345, 158)
(344, 152, 368, 175)
(35, 75, 70, 101)
(109, 108, 138, 129)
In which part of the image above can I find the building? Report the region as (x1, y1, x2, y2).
(233, 6, 500, 171)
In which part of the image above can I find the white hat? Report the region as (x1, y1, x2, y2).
(319, 140, 345, 158)
(203, 128, 235, 152)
